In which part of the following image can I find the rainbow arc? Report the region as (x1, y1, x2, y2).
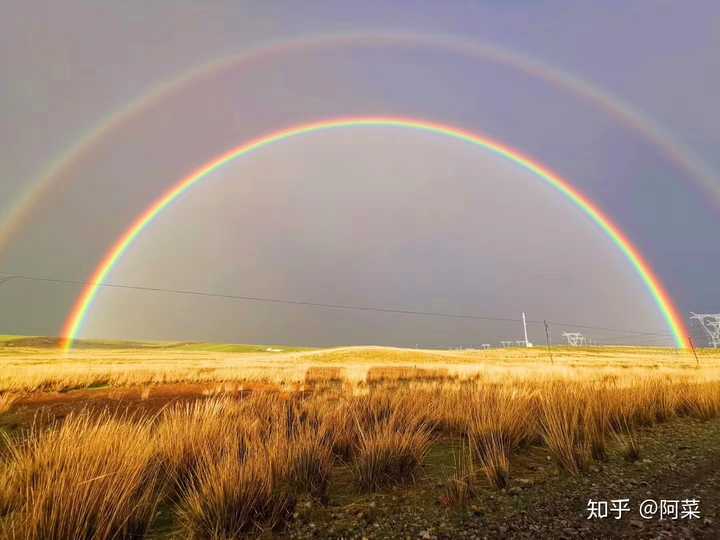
(60, 117, 689, 350)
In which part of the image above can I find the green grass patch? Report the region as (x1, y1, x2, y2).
(0, 335, 317, 353)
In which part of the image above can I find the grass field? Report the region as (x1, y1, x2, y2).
(0, 338, 719, 538)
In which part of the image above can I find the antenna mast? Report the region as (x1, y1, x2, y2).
(522, 312, 532, 347)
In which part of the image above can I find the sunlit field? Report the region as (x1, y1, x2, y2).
(1, 339, 719, 538)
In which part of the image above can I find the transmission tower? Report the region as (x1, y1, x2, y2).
(562, 332, 586, 346)
(690, 313, 720, 348)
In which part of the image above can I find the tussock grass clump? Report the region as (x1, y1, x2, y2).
(155, 398, 250, 498)
(538, 385, 590, 475)
(353, 424, 433, 490)
(353, 391, 439, 434)
(176, 445, 295, 539)
(442, 442, 475, 507)
(352, 407, 433, 491)
(650, 380, 679, 422)
(466, 385, 536, 488)
(470, 430, 509, 489)
(680, 382, 720, 420)
(627, 382, 664, 427)
(468, 386, 538, 449)
(585, 385, 611, 461)
(615, 420, 641, 462)
(322, 402, 357, 460)
(285, 426, 334, 500)
(164, 396, 335, 536)
(0, 412, 162, 540)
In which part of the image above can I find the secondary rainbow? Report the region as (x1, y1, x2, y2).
(60, 117, 689, 350)
(4, 31, 717, 258)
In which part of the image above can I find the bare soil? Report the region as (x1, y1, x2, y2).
(275, 417, 719, 539)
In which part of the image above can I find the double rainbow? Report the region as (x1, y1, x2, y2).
(60, 117, 689, 350)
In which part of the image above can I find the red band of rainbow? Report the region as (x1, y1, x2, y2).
(60, 117, 689, 350)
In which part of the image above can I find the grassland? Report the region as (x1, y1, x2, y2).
(0, 339, 719, 538)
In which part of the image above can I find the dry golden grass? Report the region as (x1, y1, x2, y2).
(366, 366, 455, 388)
(0, 412, 162, 540)
(1, 344, 720, 536)
(1, 343, 718, 394)
(304, 366, 346, 384)
(615, 418, 642, 462)
(353, 408, 434, 491)
(284, 426, 334, 500)
(155, 399, 250, 500)
(471, 430, 511, 489)
(466, 385, 536, 487)
(0, 393, 18, 415)
(176, 442, 295, 538)
(585, 385, 612, 461)
(537, 384, 591, 475)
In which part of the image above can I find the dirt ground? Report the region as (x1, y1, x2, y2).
(278, 417, 720, 540)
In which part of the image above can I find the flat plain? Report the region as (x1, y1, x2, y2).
(1, 338, 719, 539)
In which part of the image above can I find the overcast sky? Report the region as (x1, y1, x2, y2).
(1, 1, 718, 347)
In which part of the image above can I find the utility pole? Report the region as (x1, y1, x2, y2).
(544, 320, 553, 364)
(688, 335, 700, 367)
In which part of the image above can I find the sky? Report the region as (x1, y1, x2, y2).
(0, 1, 718, 347)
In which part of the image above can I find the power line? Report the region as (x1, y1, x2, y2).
(0, 271, 675, 339)
(552, 330, 675, 343)
(0, 272, 525, 323)
(535, 319, 673, 337)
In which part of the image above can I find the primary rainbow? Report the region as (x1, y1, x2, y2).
(60, 116, 689, 350)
